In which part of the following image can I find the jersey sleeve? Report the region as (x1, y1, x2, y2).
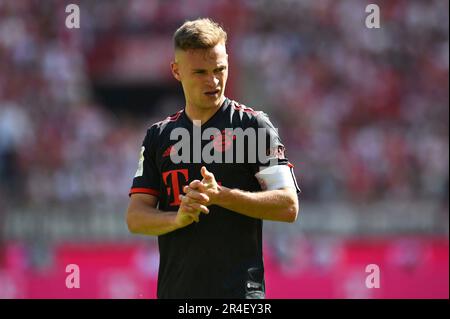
(252, 113, 301, 194)
(129, 127, 161, 198)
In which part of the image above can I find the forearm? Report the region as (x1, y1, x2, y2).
(214, 187, 298, 222)
(127, 207, 179, 236)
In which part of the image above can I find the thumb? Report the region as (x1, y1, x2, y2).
(201, 166, 213, 180)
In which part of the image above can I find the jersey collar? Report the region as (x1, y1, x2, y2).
(181, 97, 231, 128)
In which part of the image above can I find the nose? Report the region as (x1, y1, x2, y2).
(206, 75, 219, 88)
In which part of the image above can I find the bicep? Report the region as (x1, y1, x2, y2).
(126, 194, 162, 233)
(279, 187, 299, 203)
(128, 193, 158, 213)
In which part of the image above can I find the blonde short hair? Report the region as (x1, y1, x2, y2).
(173, 18, 227, 51)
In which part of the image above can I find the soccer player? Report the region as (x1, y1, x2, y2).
(126, 18, 300, 299)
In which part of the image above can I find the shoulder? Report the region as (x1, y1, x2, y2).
(228, 99, 264, 118)
(143, 109, 185, 144)
(148, 109, 184, 133)
(228, 99, 275, 129)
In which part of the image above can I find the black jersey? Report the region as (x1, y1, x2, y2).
(130, 97, 300, 298)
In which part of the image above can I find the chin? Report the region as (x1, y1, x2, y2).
(201, 98, 221, 108)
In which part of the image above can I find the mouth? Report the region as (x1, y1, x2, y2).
(204, 89, 220, 97)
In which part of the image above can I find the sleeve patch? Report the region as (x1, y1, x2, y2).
(134, 146, 145, 177)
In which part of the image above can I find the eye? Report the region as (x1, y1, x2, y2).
(215, 67, 226, 73)
(194, 70, 206, 75)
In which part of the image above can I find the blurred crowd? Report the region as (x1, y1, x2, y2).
(0, 0, 448, 210)
(237, 0, 448, 204)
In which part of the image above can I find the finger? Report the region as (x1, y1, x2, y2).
(184, 202, 208, 214)
(189, 180, 201, 188)
(183, 185, 200, 194)
(179, 194, 188, 205)
(201, 166, 213, 180)
(180, 203, 197, 214)
(185, 189, 209, 203)
(181, 204, 200, 219)
(189, 202, 209, 214)
(189, 180, 208, 192)
(181, 195, 197, 208)
(189, 180, 202, 189)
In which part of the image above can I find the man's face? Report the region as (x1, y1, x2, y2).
(171, 42, 228, 110)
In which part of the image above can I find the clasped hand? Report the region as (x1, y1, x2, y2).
(175, 166, 220, 226)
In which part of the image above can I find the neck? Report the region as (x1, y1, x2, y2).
(185, 96, 225, 125)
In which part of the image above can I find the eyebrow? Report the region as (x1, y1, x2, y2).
(192, 65, 227, 72)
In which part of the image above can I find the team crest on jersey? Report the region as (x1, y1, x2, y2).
(210, 130, 236, 153)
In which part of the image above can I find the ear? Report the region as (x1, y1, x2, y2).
(170, 61, 181, 82)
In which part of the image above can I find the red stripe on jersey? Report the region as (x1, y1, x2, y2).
(288, 162, 294, 168)
(231, 102, 260, 115)
(166, 110, 183, 122)
(129, 188, 160, 197)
